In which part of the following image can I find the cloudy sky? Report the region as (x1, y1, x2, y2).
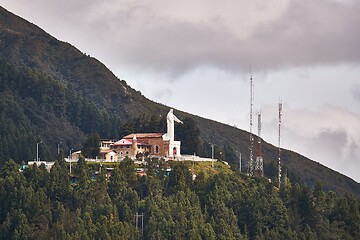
(2, 0, 360, 182)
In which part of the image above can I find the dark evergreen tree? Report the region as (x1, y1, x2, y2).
(175, 117, 201, 155)
(0, 156, 359, 239)
(81, 133, 101, 158)
(167, 162, 192, 194)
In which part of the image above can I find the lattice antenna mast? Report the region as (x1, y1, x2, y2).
(257, 111, 262, 145)
(278, 101, 283, 188)
(254, 111, 264, 177)
(248, 68, 254, 176)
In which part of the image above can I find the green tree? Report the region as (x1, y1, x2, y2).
(175, 117, 201, 155)
(0, 160, 19, 178)
(81, 133, 100, 158)
(119, 157, 137, 188)
(47, 159, 70, 202)
(298, 186, 318, 228)
(0, 209, 32, 240)
(75, 156, 90, 185)
(167, 162, 192, 194)
(108, 165, 139, 222)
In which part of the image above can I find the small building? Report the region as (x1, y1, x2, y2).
(71, 151, 81, 161)
(110, 109, 183, 160)
(23, 161, 55, 172)
(111, 134, 152, 160)
(98, 149, 119, 162)
(100, 139, 115, 150)
(74, 109, 184, 162)
(122, 133, 169, 158)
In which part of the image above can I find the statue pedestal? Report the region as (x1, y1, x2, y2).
(169, 140, 181, 158)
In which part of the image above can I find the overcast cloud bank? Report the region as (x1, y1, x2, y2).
(2, 0, 360, 181)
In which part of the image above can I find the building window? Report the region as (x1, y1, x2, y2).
(173, 147, 177, 156)
(155, 145, 159, 154)
(126, 151, 129, 155)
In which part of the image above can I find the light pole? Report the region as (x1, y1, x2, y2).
(209, 143, 214, 168)
(69, 148, 73, 174)
(237, 151, 242, 173)
(57, 142, 62, 155)
(36, 141, 42, 165)
(193, 152, 196, 180)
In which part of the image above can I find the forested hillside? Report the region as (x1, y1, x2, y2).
(0, 159, 359, 239)
(0, 5, 359, 199)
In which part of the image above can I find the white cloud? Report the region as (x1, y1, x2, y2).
(262, 104, 360, 182)
(4, 0, 360, 77)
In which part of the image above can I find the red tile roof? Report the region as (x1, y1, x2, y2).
(112, 138, 151, 146)
(112, 139, 132, 146)
(123, 133, 164, 139)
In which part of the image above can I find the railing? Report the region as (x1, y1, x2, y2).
(64, 156, 217, 163)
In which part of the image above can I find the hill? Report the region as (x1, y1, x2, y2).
(0, 6, 359, 198)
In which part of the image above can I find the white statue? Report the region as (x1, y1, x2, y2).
(166, 109, 183, 141)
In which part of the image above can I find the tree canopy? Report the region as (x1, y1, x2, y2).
(0, 159, 359, 239)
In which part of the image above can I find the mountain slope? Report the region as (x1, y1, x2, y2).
(0, 6, 359, 198)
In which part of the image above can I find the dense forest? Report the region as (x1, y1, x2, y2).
(0, 158, 359, 239)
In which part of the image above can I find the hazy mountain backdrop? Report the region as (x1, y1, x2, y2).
(0, 6, 359, 198)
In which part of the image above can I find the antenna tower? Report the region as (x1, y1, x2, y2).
(278, 101, 283, 188)
(248, 68, 254, 176)
(254, 111, 264, 177)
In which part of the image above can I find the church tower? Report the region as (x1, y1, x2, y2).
(132, 134, 138, 155)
